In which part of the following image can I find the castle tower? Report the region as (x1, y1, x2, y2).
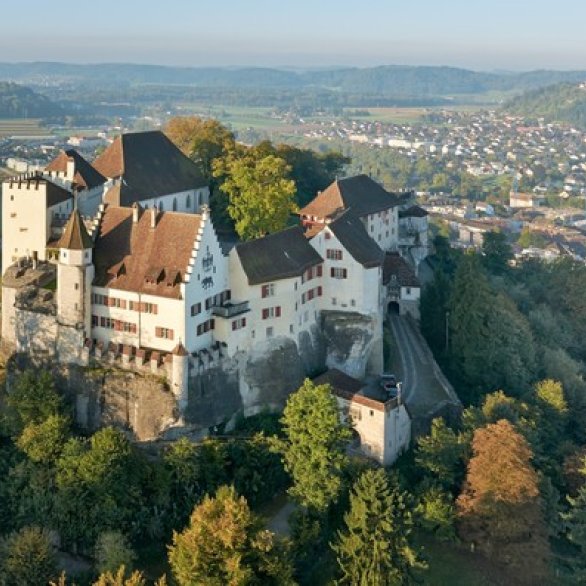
(171, 342, 189, 413)
(56, 209, 94, 337)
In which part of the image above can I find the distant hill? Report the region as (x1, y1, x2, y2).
(504, 82, 586, 129)
(1, 62, 586, 97)
(0, 82, 62, 118)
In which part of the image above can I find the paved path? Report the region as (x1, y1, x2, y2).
(266, 501, 297, 537)
(388, 313, 458, 417)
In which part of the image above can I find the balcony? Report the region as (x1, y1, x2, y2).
(212, 300, 249, 318)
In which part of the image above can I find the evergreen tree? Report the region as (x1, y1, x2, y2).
(414, 418, 466, 491)
(332, 469, 425, 585)
(563, 484, 586, 582)
(279, 379, 352, 512)
(481, 230, 512, 274)
(0, 526, 57, 586)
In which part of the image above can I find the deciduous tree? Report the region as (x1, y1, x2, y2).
(168, 485, 295, 586)
(457, 420, 551, 582)
(215, 153, 297, 240)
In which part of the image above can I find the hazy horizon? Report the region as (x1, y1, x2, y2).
(2, 0, 585, 71)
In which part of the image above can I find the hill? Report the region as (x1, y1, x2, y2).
(504, 82, 586, 128)
(0, 82, 62, 118)
(1, 62, 586, 98)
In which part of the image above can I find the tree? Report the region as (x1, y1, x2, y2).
(16, 414, 70, 463)
(332, 469, 425, 585)
(415, 481, 456, 542)
(215, 153, 297, 240)
(92, 567, 148, 586)
(168, 486, 295, 586)
(481, 231, 512, 274)
(414, 418, 466, 492)
(6, 370, 62, 433)
(94, 531, 136, 576)
(0, 526, 57, 586)
(457, 420, 551, 582)
(279, 379, 352, 512)
(563, 483, 586, 582)
(164, 116, 236, 185)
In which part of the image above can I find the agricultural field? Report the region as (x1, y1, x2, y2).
(0, 118, 51, 138)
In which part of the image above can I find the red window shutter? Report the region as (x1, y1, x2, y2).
(330, 268, 335, 278)
(318, 286, 323, 296)
(155, 327, 162, 337)
(121, 300, 127, 309)
(276, 306, 281, 318)
(153, 304, 158, 315)
(262, 308, 269, 320)
(232, 321, 237, 331)
(317, 265, 323, 277)
(242, 318, 246, 327)
(169, 329, 174, 340)
(211, 319, 215, 330)
(343, 269, 348, 278)
(261, 285, 268, 298)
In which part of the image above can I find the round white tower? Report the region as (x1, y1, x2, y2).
(56, 209, 94, 337)
(171, 341, 189, 413)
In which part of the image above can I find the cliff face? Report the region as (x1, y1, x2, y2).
(5, 311, 382, 440)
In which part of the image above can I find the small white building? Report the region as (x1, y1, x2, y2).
(315, 368, 411, 466)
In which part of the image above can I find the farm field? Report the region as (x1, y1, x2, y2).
(0, 118, 51, 138)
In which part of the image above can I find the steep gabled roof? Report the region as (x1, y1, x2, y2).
(382, 252, 420, 287)
(328, 212, 384, 268)
(399, 205, 428, 219)
(93, 205, 202, 299)
(236, 226, 323, 286)
(58, 209, 93, 250)
(93, 130, 207, 206)
(46, 149, 106, 191)
(299, 174, 401, 219)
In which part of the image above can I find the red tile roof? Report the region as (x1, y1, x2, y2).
(93, 205, 201, 299)
(46, 149, 106, 191)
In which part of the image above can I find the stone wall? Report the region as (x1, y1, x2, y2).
(4, 309, 383, 440)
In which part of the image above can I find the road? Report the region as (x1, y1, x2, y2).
(388, 312, 457, 416)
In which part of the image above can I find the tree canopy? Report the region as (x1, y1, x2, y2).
(279, 379, 352, 513)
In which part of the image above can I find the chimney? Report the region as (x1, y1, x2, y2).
(66, 157, 75, 181)
(150, 205, 157, 228)
(200, 204, 210, 222)
(132, 202, 140, 224)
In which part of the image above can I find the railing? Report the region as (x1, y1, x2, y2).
(212, 301, 249, 318)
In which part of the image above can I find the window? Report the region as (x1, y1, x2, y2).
(191, 302, 202, 316)
(330, 267, 348, 279)
(155, 327, 174, 340)
(197, 319, 215, 336)
(232, 318, 246, 331)
(326, 249, 343, 261)
(289, 324, 294, 334)
(261, 283, 275, 298)
(262, 306, 281, 319)
(332, 297, 337, 306)
(350, 299, 356, 307)
(74, 283, 79, 291)
(266, 326, 274, 338)
(301, 293, 306, 304)
(186, 194, 191, 209)
(325, 231, 331, 240)
(172, 197, 177, 211)
(406, 287, 411, 295)
(370, 410, 375, 417)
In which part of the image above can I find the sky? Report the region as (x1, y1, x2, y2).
(2, 0, 585, 71)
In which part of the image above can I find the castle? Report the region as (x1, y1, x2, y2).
(1, 130, 428, 462)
